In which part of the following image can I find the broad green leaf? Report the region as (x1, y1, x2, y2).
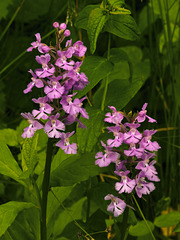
(47, 186, 75, 239)
(109, 48, 130, 63)
(174, 222, 180, 232)
(76, 106, 104, 153)
(0, 201, 34, 237)
(76, 5, 99, 30)
(87, 8, 109, 54)
(22, 207, 40, 240)
(154, 211, 180, 228)
(107, 0, 125, 8)
(108, 48, 132, 82)
(104, 14, 140, 40)
(50, 153, 100, 187)
(0, 142, 25, 186)
(0, 0, 13, 20)
(47, 186, 74, 225)
(93, 60, 150, 110)
(76, 56, 113, 99)
(129, 221, 154, 237)
(137, 234, 153, 240)
(0, 210, 35, 240)
(119, 46, 143, 63)
(52, 197, 87, 237)
(0, 129, 18, 147)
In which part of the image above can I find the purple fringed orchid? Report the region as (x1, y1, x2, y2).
(35, 54, 55, 78)
(95, 103, 160, 216)
(32, 96, 54, 120)
(24, 70, 44, 94)
(22, 22, 89, 155)
(136, 103, 156, 123)
(95, 141, 120, 167)
(21, 113, 43, 138)
(56, 131, 77, 154)
(104, 194, 126, 217)
(44, 113, 65, 138)
(27, 33, 49, 53)
(115, 171, 136, 194)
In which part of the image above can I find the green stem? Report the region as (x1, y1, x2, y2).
(41, 138, 54, 240)
(121, 206, 129, 240)
(101, 33, 111, 111)
(132, 194, 156, 240)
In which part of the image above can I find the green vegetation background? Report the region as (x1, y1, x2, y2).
(0, 0, 179, 239)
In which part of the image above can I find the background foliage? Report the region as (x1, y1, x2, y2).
(0, 0, 179, 239)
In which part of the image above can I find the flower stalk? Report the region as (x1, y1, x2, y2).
(40, 138, 54, 240)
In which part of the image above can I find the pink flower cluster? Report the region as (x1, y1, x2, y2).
(95, 103, 161, 217)
(21, 22, 89, 154)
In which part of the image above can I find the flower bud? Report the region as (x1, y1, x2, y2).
(64, 29, 70, 37)
(60, 23, 67, 30)
(53, 22, 59, 28)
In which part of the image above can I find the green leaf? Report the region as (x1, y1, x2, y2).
(76, 56, 113, 99)
(0, 0, 13, 20)
(21, 134, 39, 174)
(107, 0, 125, 8)
(173, 221, 180, 232)
(52, 197, 87, 237)
(129, 221, 154, 237)
(76, 5, 99, 30)
(0, 142, 25, 186)
(94, 60, 150, 110)
(104, 14, 140, 40)
(0, 201, 34, 237)
(76, 106, 104, 153)
(108, 48, 133, 82)
(109, 48, 130, 63)
(0, 210, 35, 240)
(47, 186, 74, 226)
(154, 211, 180, 228)
(87, 8, 109, 54)
(0, 129, 18, 147)
(50, 153, 100, 187)
(110, 8, 131, 15)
